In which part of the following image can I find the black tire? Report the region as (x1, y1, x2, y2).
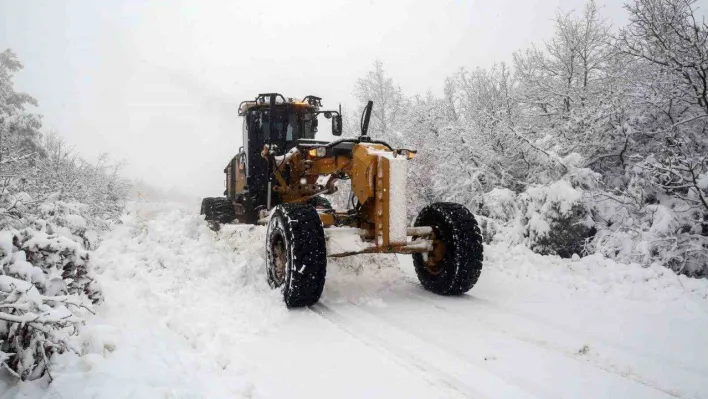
(266, 204, 327, 307)
(200, 197, 237, 224)
(412, 202, 483, 295)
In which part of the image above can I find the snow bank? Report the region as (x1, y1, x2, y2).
(1, 201, 402, 397)
(1, 202, 282, 397)
(4, 200, 707, 398)
(486, 242, 708, 304)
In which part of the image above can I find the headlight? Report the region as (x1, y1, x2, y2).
(308, 147, 327, 157)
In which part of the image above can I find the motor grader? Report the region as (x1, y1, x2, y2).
(201, 93, 483, 307)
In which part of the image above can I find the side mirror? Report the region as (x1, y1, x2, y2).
(332, 115, 343, 136)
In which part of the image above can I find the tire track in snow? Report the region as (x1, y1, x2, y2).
(373, 283, 683, 398)
(402, 277, 705, 379)
(310, 302, 545, 399)
(308, 304, 482, 399)
(318, 302, 575, 399)
(217, 218, 686, 397)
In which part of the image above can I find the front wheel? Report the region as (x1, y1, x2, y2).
(266, 204, 327, 307)
(201, 197, 236, 226)
(412, 202, 483, 295)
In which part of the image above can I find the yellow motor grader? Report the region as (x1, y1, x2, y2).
(201, 93, 483, 307)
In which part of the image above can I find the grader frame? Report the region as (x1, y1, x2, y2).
(203, 93, 483, 307)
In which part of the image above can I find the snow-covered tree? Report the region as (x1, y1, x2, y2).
(513, 0, 622, 164)
(0, 49, 126, 379)
(344, 1, 707, 272)
(432, 61, 572, 207)
(0, 50, 44, 168)
(353, 60, 407, 144)
(585, 0, 708, 275)
(0, 50, 46, 228)
(619, 0, 708, 214)
(401, 93, 455, 214)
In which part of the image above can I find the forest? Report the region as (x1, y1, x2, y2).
(348, 0, 708, 277)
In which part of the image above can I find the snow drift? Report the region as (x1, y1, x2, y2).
(3, 200, 707, 398)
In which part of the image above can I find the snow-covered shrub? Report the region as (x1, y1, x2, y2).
(0, 192, 34, 231)
(37, 201, 100, 250)
(0, 275, 84, 381)
(18, 230, 102, 303)
(518, 179, 596, 258)
(591, 172, 708, 276)
(0, 198, 109, 379)
(0, 48, 118, 381)
(474, 188, 519, 243)
(478, 188, 518, 222)
(0, 230, 99, 380)
(476, 166, 599, 257)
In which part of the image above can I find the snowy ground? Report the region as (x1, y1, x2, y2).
(3, 201, 708, 398)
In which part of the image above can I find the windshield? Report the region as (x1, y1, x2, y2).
(256, 109, 317, 142)
(248, 108, 321, 155)
(289, 111, 317, 140)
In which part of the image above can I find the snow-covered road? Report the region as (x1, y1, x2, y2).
(7, 201, 708, 398)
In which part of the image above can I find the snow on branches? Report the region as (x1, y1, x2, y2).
(351, 0, 708, 275)
(0, 230, 99, 380)
(0, 49, 123, 380)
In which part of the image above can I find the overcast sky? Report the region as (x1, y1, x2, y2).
(1, 0, 696, 197)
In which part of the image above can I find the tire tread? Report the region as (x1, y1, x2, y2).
(413, 202, 483, 295)
(267, 204, 327, 307)
(201, 197, 237, 224)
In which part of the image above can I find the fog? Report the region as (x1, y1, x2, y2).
(1, 0, 631, 197)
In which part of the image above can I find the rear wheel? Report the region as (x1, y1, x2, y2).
(200, 197, 236, 226)
(412, 202, 483, 295)
(266, 204, 327, 307)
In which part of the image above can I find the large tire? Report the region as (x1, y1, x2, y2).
(266, 204, 327, 307)
(412, 202, 483, 295)
(200, 197, 236, 224)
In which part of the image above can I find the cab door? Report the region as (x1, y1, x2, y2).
(225, 150, 247, 199)
(235, 151, 247, 193)
(224, 118, 250, 199)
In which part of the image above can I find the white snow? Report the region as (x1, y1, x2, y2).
(527, 211, 551, 236)
(64, 214, 87, 229)
(529, 179, 583, 216)
(2, 201, 708, 398)
(482, 188, 519, 221)
(646, 204, 678, 236)
(697, 173, 708, 190)
(385, 155, 408, 244)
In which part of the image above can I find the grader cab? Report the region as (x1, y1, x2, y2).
(201, 93, 483, 307)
